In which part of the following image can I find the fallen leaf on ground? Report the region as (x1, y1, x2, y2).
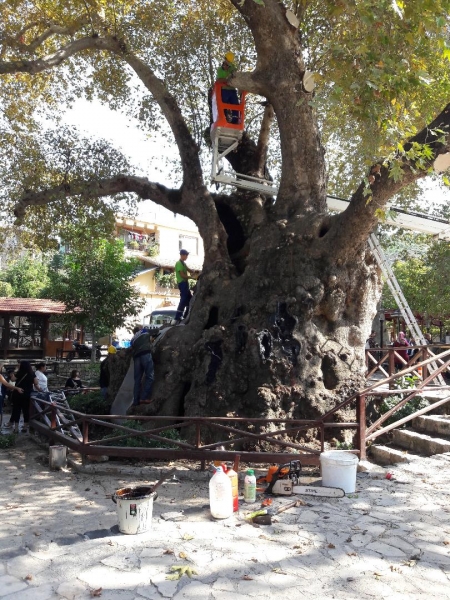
(163, 549, 174, 555)
(166, 565, 197, 580)
(90, 588, 102, 597)
(401, 560, 416, 567)
(179, 551, 188, 560)
(182, 533, 194, 541)
(24, 575, 33, 581)
(242, 575, 253, 580)
(327, 543, 335, 549)
(272, 568, 287, 575)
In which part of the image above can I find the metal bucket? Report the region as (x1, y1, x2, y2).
(112, 486, 157, 535)
(49, 445, 67, 469)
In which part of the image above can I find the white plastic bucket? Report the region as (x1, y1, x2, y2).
(49, 445, 67, 469)
(112, 486, 157, 534)
(320, 450, 358, 494)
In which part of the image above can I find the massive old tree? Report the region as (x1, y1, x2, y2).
(2, 0, 450, 421)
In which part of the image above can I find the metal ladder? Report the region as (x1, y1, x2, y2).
(368, 233, 444, 383)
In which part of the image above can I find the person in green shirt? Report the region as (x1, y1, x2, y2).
(175, 249, 193, 322)
(216, 51, 239, 124)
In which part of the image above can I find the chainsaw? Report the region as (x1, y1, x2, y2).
(264, 461, 345, 498)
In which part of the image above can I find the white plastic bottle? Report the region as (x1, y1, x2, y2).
(244, 469, 257, 503)
(209, 466, 233, 519)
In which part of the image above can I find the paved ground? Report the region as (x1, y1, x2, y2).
(1, 433, 450, 599)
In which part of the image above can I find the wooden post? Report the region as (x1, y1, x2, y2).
(42, 316, 50, 358)
(422, 346, 428, 380)
(388, 348, 395, 388)
(51, 403, 57, 430)
(82, 419, 89, 466)
(3, 314, 10, 360)
(233, 454, 241, 473)
(356, 394, 367, 461)
(196, 423, 206, 471)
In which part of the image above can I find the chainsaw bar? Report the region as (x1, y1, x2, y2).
(292, 485, 345, 498)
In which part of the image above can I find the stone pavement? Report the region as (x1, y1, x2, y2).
(1, 436, 450, 599)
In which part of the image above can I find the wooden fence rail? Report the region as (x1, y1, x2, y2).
(29, 349, 450, 467)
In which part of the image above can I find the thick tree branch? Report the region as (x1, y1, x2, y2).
(255, 103, 275, 175)
(13, 176, 181, 222)
(230, 0, 327, 217)
(120, 52, 204, 191)
(13, 173, 230, 268)
(0, 36, 113, 74)
(4, 21, 90, 54)
(328, 103, 450, 260)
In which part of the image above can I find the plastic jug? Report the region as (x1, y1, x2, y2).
(226, 466, 239, 512)
(209, 466, 233, 519)
(213, 460, 228, 473)
(244, 469, 256, 503)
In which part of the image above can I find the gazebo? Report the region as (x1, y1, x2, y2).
(0, 298, 67, 360)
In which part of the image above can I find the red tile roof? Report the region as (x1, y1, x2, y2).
(0, 298, 67, 314)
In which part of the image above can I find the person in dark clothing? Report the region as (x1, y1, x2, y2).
(99, 346, 116, 398)
(130, 325, 154, 406)
(393, 331, 410, 370)
(6, 360, 33, 433)
(0, 364, 23, 428)
(65, 369, 83, 389)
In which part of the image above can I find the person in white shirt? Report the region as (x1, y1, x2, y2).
(34, 363, 49, 394)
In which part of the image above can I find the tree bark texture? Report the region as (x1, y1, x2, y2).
(148, 204, 380, 423)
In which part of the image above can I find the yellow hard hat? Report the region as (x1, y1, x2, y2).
(224, 51, 235, 63)
(107, 345, 117, 354)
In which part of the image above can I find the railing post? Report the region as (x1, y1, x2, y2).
(320, 422, 325, 452)
(356, 394, 367, 461)
(388, 348, 395, 388)
(422, 346, 428, 380)
(82, 418, 89, 466)
(196, 423, 206, 471)
(51, 402, 57, 430)
(82, 418, 89, 444)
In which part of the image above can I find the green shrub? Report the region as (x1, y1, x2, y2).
(0, 434, 16, 449)
(67, 391, 109, 415)
(147, 243, 159, 257)
(104, 421, 183, 448)
(379, 395, 430, 427)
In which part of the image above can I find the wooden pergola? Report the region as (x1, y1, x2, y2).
(0, 298, 67, 360)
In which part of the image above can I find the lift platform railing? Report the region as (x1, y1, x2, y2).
(210, 81, 247, 134)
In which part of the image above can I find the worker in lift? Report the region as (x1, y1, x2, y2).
(216, 51, 239, 124)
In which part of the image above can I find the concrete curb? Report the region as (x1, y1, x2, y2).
(66, 456, 211, 481)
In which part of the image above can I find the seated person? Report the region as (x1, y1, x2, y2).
(65, 369, 83, 389)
